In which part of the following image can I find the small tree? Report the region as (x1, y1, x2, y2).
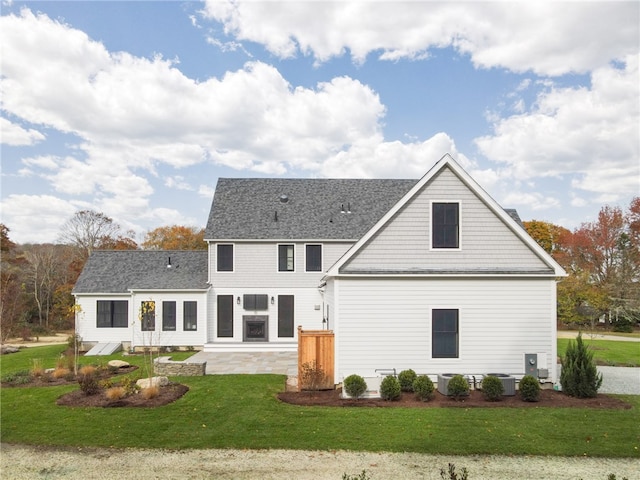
(560, 332, 603, 398)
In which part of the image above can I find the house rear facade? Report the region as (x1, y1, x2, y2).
(73, 154, 565, 382)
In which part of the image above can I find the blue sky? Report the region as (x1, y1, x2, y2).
(1, 1, 638, 244)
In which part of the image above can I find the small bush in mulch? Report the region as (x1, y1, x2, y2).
(447, 375, 470, 400)
(397, 369, 417, 392)
(343, 374, 367, 399)
(413, 375, 435, 401)
(519, 375, 541, 402)
(57, 383, 189, 408)
(380, 375, 401, 401)
(481, 375, 504, 401)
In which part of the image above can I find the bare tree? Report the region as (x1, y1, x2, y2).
(58, 210, 123, 260)
(23, 244, 66, 328)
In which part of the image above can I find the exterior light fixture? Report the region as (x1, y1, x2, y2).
(237, 296, 241, 305)
(271, 296, 275, 305)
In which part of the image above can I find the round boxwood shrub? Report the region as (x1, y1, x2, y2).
(343, 374, 367, 400)
(447, 374, 469, 400)
(481, 375, 504, 401)
(397, 369, 417, 392)
(413, 375, 435, 401)
(380, 375, 401, 401)
(519, 374, 541, 402)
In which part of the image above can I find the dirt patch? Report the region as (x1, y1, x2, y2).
(278, 387, 631, 409)
(56, 383, 189, 408)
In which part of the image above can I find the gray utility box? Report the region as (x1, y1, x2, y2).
(524, 353, 538, 377)
(485, 373, 516, 396)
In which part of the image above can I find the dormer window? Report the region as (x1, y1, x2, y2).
(432, 202, 459, 249)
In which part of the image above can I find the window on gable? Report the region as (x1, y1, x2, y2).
(432, 202, 459, 248)
(217, 244, 234, 272)
(243, 294, 268, 310)
(278, 244, 295, 272)
(305, 244, 322, 272)
(96, 300, 128, 328)
(184, 301, 197, 331)
(432, 309, 459, 358)
(162, 301, 176, 331)
(141, 301, 156, 331)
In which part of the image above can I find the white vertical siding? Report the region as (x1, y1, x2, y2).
(342, 167, 550, 272)
(335, 277, 557, 380)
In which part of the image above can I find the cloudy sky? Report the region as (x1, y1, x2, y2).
(1, 1, 638, 244)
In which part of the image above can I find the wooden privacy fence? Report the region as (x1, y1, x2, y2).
(297, 326, 334, 391)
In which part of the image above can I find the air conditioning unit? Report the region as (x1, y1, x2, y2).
(437, 373, 463, 395)
(485, 373, 516, 396)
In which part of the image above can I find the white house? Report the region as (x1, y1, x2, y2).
(73, 154, 566, 382)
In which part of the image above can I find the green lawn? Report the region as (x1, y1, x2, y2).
(1, 345, 639, 457)
(557, 338, 640, 367)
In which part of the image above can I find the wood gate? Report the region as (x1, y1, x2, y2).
(297, 326, 334, 391)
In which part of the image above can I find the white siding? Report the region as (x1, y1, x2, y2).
(342, 167, 550, 272)
(209, 241, 352, 288)
(209, 287, 325, 345)
(334, 277, 557, 381)
(75, 292, 208, 348)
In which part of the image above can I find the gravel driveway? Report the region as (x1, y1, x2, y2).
(2, 444, 639, 480)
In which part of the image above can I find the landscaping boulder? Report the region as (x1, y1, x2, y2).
(108, 360, 130, 369)
(136, 376, 169, 389)
(1, 345, 20, 355)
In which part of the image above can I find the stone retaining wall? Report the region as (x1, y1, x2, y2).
(153, 356, 206, 376)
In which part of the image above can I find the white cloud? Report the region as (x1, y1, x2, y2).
(201, 1, 639, 75)
(0, 117, 45, 146)
(0, 194, 77, 244)
(501, 191, 561, 212)
(475, 54, 639, 202)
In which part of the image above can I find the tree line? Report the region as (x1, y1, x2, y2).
(524, 197, 639, 331)
(2, 198, 638, 342)
(0, 210, 206, 342)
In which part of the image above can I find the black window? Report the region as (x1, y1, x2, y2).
(278, 295, 294, 337)
(278, 244, 294, 271)
(184, 301, 197, 331)
(243, 294, 268, 310)
(305, 244, 322, 272)
(96, 300, 128, 328)
(141, 301, 155, 331)
(217, 295, 233, 337)
(432, 309, 459, 358)
(162, 301, 176, 331)
(432, 203, 459, 248)
(217, 244, 234, 272)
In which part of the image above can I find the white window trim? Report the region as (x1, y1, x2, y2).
(429, 200, 462, 251)
(216, 243, 235, 273)
(304, 243, 323, 273)
(277, 243, 296, 273)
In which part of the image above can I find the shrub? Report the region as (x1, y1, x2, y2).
(413, 375, 435, 401)
(52, 367, 71, 379)
(447, 375, 469, 400)
(397, 369, 417, 392)
(380, 375, 401, 401)
(560, 332, 603, 398)
(300, 360, 326, 392)
(481, 375, 504, 401)
(1, 370, 32, 385)
(141, 385, 160, 399)
(30, 358, 44, 377)
(343, 374, 367, 399)
(519, 375, 541, 402)
(121, 377, 140, 395)
(105, 386, 127, 400)
(342, 471, 370, 480)
(78, 366, 100, 395)
(440, 463, 469, 480)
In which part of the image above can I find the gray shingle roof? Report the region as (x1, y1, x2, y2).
(73, 250, 208, 294)
(205, 178, 418, 240)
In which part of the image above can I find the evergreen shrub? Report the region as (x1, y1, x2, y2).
(481, 375, 504, 401)
(380, 375, 401, 400)
(397, 369, 417, 392)
(413, 375, 435, 401)
(519, 374, 541, 402)
(447, 374, 469, 400)
(560, 332, 603, 398)
(343, 374, 367, 399)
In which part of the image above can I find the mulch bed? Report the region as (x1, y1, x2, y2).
(56, 383, 189, 408)
(1, 366, 139, 388)
(278, 388, 632, 409)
